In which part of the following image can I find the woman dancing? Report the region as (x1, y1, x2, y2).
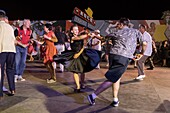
(53, 24, 102, 93)
(43, 23, 58, 83)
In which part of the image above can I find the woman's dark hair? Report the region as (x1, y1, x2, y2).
(56, 25, 62, 32)
(162, 40, 168, 45)
(69, 24, 78, 38)
(44, 23, 53, 31)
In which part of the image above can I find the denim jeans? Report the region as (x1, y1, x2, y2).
(15, 46, 27, 76)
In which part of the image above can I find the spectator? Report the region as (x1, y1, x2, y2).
(160, 40, 169, 67)
(27, 40, 38, 61)
(91, 29, 103, 69)
(54, 25, 68, 72)
(146, 39, 157, 70)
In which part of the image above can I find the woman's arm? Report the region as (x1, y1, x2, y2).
(44, 33, 58, 42)
(51, 33, 58, 42)
(72, 34, 88, 41)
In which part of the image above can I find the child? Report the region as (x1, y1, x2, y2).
(27, 40, 37, 61)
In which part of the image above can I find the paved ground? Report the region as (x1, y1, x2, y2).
(0, 60, 170, 113)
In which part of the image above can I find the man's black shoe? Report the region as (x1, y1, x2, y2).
(74, 89, 82, 93)
(147, 67, 154, 70)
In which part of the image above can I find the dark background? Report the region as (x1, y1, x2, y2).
(1, 0, 170, 20)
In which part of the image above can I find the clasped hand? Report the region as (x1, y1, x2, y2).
(133, 54, 143, 61)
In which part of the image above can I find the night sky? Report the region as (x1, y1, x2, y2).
(1, 0, 170, 20)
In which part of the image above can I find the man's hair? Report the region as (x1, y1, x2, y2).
(119, 17, 130, 26)
(0, 9, 6, 18)
(139, 24, 147, 30)
(23, 19, 30, 23)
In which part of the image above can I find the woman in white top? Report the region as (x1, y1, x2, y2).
(91, 30, 102, 69)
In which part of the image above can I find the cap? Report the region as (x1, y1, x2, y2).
(0, 9, 6, 16)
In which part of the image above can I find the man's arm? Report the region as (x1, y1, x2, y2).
(141, 41, 147, 55)
(14, 28, 19, 37)
(14, 28, 21, 41)
(93, 35, 103, 40)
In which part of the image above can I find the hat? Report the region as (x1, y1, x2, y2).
(0, 10, 6, 16)
(94, 29, 100, 34)
(85, 7, 93, 18)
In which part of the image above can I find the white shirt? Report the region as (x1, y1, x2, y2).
(92, 36, 102, 51)
(0, 21, 16, 53)
(141, 31, 152, 56)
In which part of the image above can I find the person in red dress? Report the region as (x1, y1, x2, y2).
(43, 23, 58, 83)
